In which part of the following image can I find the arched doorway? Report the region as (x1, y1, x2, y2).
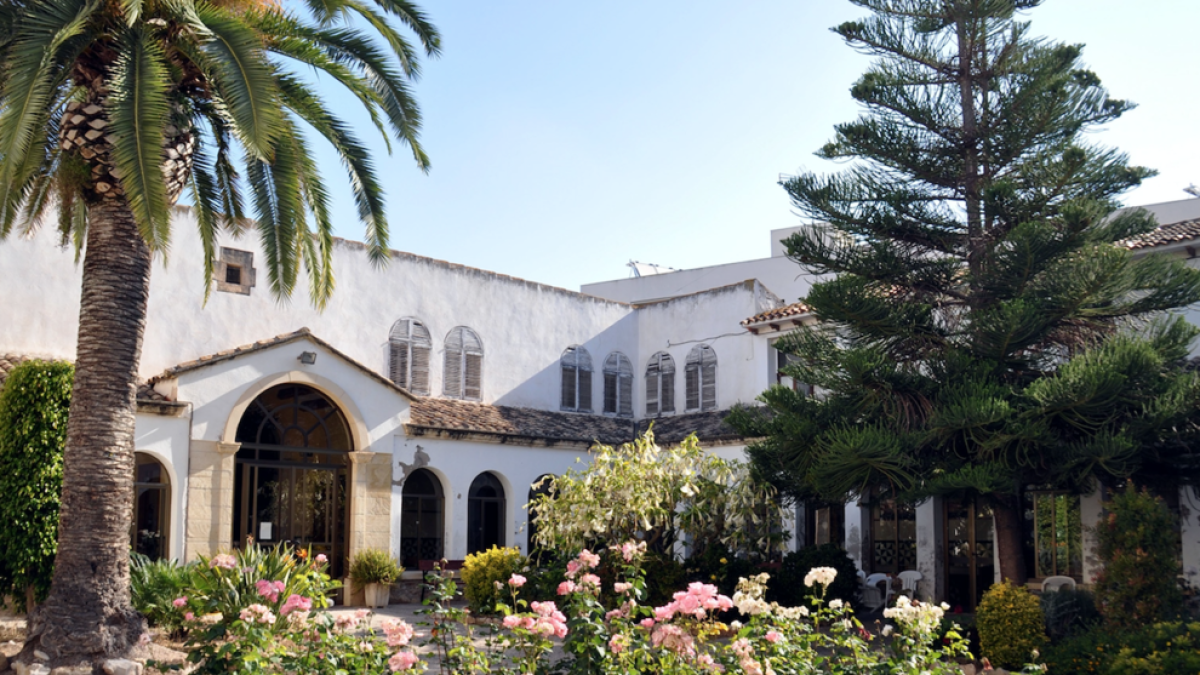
(132, 453, 170, 560)
(468, 472, 506, 554)
(399, 469, 444, 568)
(232, 384, 352, 576)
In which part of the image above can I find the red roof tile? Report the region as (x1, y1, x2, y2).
(741, 301, 813, 327)
(1122, 218, 1200, 250)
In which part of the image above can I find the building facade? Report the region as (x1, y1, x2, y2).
(2, 198, 1200, 606)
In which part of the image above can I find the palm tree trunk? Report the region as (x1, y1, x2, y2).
(22, 195, 149, 668)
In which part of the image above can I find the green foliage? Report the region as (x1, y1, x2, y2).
(531, 431, 787, 560)
(976, 580, 1048, 670)
(1040, 588, 1100, 642)
(640, 551, 689, 608)
(1093, 484, 1184, 629)
(683, 543, 757, 599)
(130, 553, 195, 633)
(0, 0, 441, 307)
(461, 545, 525, 614)
(768, 544, 860, 610)
(347, 547, 403, 585)
(0, 360, 72, 611)
(731, 0, 1200, 583)
(186, 544, 336, 625)
(1044, 621, 1200, 675)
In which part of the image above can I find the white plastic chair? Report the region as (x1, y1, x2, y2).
(863, 573, 892, 611)
(1042, 575, 1076, 593)
(897, 570, 923, 599)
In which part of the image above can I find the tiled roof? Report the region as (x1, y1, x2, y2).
(741, 301, 813, 327)
(0, 352, 169, 402)
(407, 398, 745, 446)
(148, 328, 417, 401)
(1122, 219, 1200, 250)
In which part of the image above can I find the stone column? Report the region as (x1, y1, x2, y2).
(184, 440, 240, 561)
(346, 451, 394, 606)
(844, 500, 868, 572)
(1080, 487, 1105, 584)
(1180, 487, 1200, 589)
(915, 497, 943, 602)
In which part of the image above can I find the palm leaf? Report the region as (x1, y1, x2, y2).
(108, 26, 173, 250)
(198, 5, 282, 161)
(187, 140, 222, 302)
(291, 131, 335, 307)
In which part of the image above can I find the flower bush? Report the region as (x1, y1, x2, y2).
(419, 542, 986, 675)
(130, 553, 196, 634)
(163, 543, 426, 674)
(461, 545, 526, 614)
(1044, 621, 1200, 675)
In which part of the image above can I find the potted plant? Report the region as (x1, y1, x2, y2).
(349, 548, 403, 608)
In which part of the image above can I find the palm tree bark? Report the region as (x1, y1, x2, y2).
(22, 195, 149, 668)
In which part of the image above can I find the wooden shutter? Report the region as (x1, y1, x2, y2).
(687, 345, 717, 411)
(464, 352, 482, 400)
(618, 373, 633, 417)
(603, 372, 618, 414)
(645, 359, 660, 417)
(685, 361, 700, 411)
(444, 328, 463, 397)
(411, 343, 431, 395)
(661, 368, 675, 414)
(700, 352, 717, 411)
(561, 365, 577, 409)
(391, 342, 410, 388)
(578, 368, 592, 411)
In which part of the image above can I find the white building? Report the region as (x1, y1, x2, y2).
(2, 198, 1199, 609)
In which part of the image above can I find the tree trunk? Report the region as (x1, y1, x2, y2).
(21, 194, 150, 670)
(991, 493, 1027, 585)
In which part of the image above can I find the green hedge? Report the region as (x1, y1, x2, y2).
(0, 360, 73, 611)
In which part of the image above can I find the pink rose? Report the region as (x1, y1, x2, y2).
(172, 596, 187, 608)
(557, 581, 576, 595)
(765, 630, 782, 643)
(184, 612, 195, 621)
(508, 574, 526, 587)
(388, 651, 419, 672)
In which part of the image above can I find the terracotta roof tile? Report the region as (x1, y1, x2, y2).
(1122, 218, 1200, 250)
(407, 398, 744, 446)
(741, 301, 813, 327)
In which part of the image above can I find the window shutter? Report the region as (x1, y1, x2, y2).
(561, 365, 577, 410)
(685, 362, 700, 411)
(411, 343, 431, 395)
(701, 359, 716, 411)
(646, 366, 659, 417)
(464, 352, 482, 400)
(579, 368, 592, 411)
(604, 372, 618, 414)
(618, 373, 633, 417)
(661, 369, 675, 414)
(444, 328, 463, 397)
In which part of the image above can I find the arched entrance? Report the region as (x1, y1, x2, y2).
(468, 472, 506, 554)
(132, 452, 170, 560)
(399, 469, 444, 568)
(232, 384, 351, 576)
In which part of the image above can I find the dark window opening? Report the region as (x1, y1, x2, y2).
(225, 265, 243, 285)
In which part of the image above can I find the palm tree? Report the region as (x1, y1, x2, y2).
(0, 0, 439, 667)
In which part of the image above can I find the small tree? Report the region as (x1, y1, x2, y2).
(530, 432, 787, 560)
(1093, 483, 1184, 629)
(0, 360, 73, 612)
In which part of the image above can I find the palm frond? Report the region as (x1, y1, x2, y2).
(187, 140, 222, 303)
(198, 4, 282, 161)
(108, 26, 173, 251)
(290, 131, 335, 307)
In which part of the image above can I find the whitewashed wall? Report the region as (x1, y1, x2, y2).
(134, 411, 191, 562)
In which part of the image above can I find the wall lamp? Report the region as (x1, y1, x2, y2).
(298, 351, 317, 365)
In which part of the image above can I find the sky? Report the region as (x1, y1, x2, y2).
(310, 1, 1200, 296)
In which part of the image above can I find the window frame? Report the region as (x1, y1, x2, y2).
(443, 327, 484, 401)
(645, 352, 676, 417)
(388, 318, 432, 395)
(602, 352, 634, 418)
(684, 344, 718, 412)
(560, 346, 593, 412)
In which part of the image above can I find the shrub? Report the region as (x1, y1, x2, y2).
(185, 544, 336, 624)
(1044, 621, 1200, 675)
(1094, 483, 1184, 630)
(131, 553, 196, 633)
(348, 547, 403, 585)
(976, 580, 1047, 670)
(641, 550, 689, 607)
(1041, 587, 1100, 641)
(461, 545, 525, 614)
(768, 544, 860, 609)
(0, 360, 72, 612)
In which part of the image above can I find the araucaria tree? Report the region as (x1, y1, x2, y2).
(729, 0, 1200, 584)
(0, 0, 438, 668)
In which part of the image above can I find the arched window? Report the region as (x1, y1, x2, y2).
(527, 474, 556, 559)
(468, 472, 506, 554)
(132, 453, 170, 560)
(388, 318, 432, 395)
(444, 327, 483, 401)
(232, 384, 351, 576)
(603, 352, 633, 417)
(685, 344, 718, 412)
(645, 352, 675, 417)
(400, 469, 444, 568)
(560, 346, 593, 412)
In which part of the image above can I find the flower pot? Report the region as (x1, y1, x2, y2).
(364, 582, 390, 608)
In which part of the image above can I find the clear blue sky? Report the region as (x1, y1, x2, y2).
(312, 1, 1200, 296)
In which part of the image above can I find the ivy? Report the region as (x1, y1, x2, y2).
(0, 360, 72, 611)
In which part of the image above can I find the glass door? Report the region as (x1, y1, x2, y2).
(944, 496, 995, 612)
